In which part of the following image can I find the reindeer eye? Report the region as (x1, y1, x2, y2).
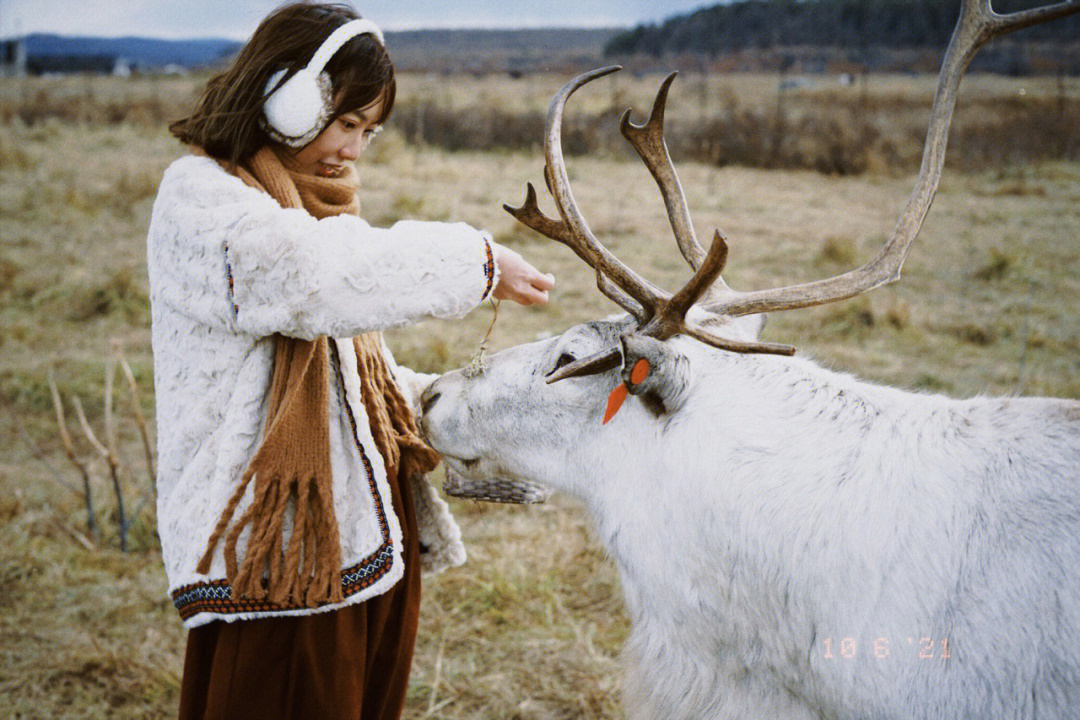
(553, 352, 576, 371)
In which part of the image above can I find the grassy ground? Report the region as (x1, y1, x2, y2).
(6, 71, 1077, 174)
(11, 68, 1073, 116)
(2, 77, 1079, 718)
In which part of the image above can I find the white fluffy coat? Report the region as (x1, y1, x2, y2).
(148, 155, 496, 628)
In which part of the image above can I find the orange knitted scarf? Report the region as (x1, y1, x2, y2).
(195, 146, 440, 607)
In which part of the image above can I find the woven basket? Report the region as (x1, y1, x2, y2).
(443, 466, 551, 504)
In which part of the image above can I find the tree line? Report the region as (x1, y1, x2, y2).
(604, 0, 1080, 57)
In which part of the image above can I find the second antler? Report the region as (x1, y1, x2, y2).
(506, 0, 1080, 384)
(506, 67, 795, 383)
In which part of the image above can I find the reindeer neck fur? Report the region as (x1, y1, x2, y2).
(572, 343, 1080, 719)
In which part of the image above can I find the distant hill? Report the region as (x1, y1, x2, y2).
(605, 0, 1080, 74)
(385, 28, 617, 73)
(8, 28, 618, 76)
(22, 34, 241, 70)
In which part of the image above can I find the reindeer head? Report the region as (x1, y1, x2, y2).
(422, 0, 1080, 500)
(420, 313, 770, 499)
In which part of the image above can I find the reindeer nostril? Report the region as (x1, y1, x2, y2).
(422, 391, 441, 415)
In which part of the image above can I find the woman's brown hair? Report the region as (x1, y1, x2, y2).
(170, 2, 395, 167)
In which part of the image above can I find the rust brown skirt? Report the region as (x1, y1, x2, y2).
(177, 466, 422, 720)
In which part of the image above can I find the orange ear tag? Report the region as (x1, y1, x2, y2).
(630, 358, 650, 384)
(602, 383, 628, 425)
(601, 359, 650, 425)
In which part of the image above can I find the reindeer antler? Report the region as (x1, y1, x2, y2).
(507, 67, 665, 321)
(703, 0, 1080, 318)
(506, 0, 1079, 383)
(506, 68, 793, 383)
(620, 72, 705, 275)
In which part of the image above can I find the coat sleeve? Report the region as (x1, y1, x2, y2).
(147, 156, 498, 341)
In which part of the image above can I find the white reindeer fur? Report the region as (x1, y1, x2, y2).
(422, 316, 1080, 719)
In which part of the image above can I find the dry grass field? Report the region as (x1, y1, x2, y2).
(1, 70, 1079, 719)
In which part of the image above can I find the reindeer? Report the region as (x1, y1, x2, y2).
(421, 2, 1080, 718)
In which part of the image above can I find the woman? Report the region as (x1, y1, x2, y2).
(148, 3, 554, 718)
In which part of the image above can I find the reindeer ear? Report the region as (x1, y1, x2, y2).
(619, 334, 691, 417)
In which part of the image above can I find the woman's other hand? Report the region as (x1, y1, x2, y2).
(492, 245, 555, 306)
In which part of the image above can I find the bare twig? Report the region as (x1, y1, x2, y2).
(115, 345, 155, 487)
(72, 395, 107, 457)
(44, 347, 157, 552)
(424, 634, 447, 717)
(74, 393, 128, 552)
(105, 357, 132, 552)
(105, 354, 118, 468)
(48, 372, 96, 538)
(54, 519, 96, 551)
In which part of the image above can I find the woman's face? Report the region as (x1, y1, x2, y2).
(291, 96, 385, 178)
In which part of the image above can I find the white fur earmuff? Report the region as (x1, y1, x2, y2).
(261, 18, 385, 148)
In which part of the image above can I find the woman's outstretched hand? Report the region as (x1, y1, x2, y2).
(492, 245, 555, 306)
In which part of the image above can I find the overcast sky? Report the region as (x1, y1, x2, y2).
(0, 1, 719, 39)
